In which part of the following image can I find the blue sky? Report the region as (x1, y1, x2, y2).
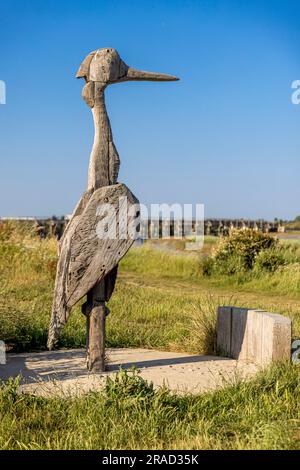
(0, 0, 299, 219)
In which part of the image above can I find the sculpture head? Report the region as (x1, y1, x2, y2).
(76, 47, 179, 86)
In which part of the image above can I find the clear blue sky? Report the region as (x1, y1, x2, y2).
(0, 0, 299, 219)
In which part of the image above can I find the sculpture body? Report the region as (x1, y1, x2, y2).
(47, 48, 178, 370)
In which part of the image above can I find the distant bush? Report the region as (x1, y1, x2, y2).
(0, 220, 36, 243)
(202, 257, 214, 276)
(285, 221, 300, 231)
(205, 229, 278, 276)
(254, 248, 287, 273)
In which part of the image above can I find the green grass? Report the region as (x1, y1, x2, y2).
(0, 364, 300, 450)
(1, 222, 300, 450)
(1, 222, 300, 353)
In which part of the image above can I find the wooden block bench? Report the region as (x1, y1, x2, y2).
(217, 307, 291, 365)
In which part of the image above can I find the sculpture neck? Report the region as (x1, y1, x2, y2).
(88, 84, 111, 191)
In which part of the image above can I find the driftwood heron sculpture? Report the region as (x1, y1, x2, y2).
(47, 48, 178, 371)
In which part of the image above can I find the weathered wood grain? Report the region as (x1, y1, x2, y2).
(67, 184, 139, 305)
(76, 50, 96, 81)
(217, 307, 292, 365)
(85, 281, 106, 372)
(48, 183, 139, 349)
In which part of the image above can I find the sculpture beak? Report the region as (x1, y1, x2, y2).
(122, 67, 179, 82)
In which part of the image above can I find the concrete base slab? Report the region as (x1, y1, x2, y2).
(0, 348, 259, 397)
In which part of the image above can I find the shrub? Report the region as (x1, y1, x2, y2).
(202, 257, 214, 276)
(254, 248, 287, 273)
(0, 220, 36, 243)
(206, 229, 278, 276)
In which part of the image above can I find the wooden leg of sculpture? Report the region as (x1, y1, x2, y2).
(83, 281, 106, 372)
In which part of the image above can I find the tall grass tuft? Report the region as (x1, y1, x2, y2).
(187, 295, 236, 355)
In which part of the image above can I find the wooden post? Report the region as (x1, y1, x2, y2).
(83, 281, 106, 372)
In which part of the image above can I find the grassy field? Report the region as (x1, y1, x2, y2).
(1, 223, 299, 353)
(0, 221, 300, 449)
(1, 364, 300, 450)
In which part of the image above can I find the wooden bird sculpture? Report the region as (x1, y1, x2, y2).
(47, 47, 178, 371)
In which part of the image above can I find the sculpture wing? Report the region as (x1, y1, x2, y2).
(48, 183, 139, 348)
(48, 190, 93, 347)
